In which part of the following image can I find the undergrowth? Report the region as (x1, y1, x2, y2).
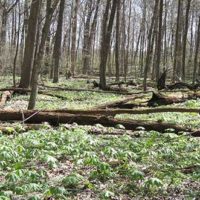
(0, 127, 199, 199)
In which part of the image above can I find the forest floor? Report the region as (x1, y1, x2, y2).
(0, 77, 199, 200)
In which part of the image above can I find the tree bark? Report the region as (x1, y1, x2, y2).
(182, 0, 191, 81)
(70, 0, 79, 76)
(99, 0, 117, 90)
(28, 0, 59, 109)
(52, 0, 65, 83)
(155, 0, 163, 81)
(143, 0, 159, 91)
(0, 110, 193, 133)
(193, 16, 200, 84)
(19, 0, 41, 89)
(115, 0, 120, 82)
(173, 0, 183, 82)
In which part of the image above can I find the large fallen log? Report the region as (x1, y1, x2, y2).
(39, 84, 132, 95)
(94, 94, 148, 109)
(49, 107, 200, 116)
(147, 91, 200, 107)
(0, 110, 193, 133)
(0, 88, 69, 100)
(167, 82, 200, 90)
(95, 90, 200, 109)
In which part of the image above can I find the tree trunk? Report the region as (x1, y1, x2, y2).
(193, 16, 200, 83)
(28, 0, 59, 109)
(82, 0, 93, 75)
(173, 0, 183, 82)
(70, 0, 79, 76)
(52, 0, 65, 83)
(143, 0, 159, 91)
(19, 0, 41, 89)
(155, 0, 163, 81)
(182, 0, 191, 81)
(0, 110, 193, 133)
(99, 0, 117, 90)
(115, 0, 120, 82)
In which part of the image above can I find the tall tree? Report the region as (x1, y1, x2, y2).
(52, 0, 65, 83)
(192, 16, 200, 83)
(99, 0, 117, 89)
(70, 0, 79, 76)
(28, 0, 59, 109)
(82, 0, 100, 75)
(182, 0, 191, 81)
(19, 0, 41, 89)
(143, 0, 159, 91)
(115, 0, 121, 82)
(155, 0, 163, 81)
(173, 0, 183, 82)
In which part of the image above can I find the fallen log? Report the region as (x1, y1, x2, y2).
(167, 82, 200, 90)
(95, 90, 200, 109)
(93, 90, 200, 109)
(190, 131, 200, 137)
(94, 94, 148, 109)
(147, 91, 200, 107)
(39, 84, 132, 95)
(47, 107, 200, 116)
(0, 88, 69, 100)
(0, 110, 193, 133)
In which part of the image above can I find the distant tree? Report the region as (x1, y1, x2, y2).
(99, 0, 117, 89)
(82, 0, 100, 75)
(193, 16, 200, 84)
(143, 0, 159, 91)
(70, 0, 79, 76)
(115, 0, 121, 82)
(155, 0, 163, 81)
(173, 0, 183, 82)
(182, 0, 191, 81)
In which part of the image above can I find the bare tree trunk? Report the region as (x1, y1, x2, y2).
(173, 0, 183, 82)
(115, 0, 120, 82)
(13, 1, 20, 87)
(70, 0, 79, 76)
(124, 0, 131, 82)
(99, 0, 117, 89)
(52, 0, 65, 83)
(143, 0, 159, 91)
(155, 0, 163, 81)
(82, 0, 93, 75)
(28, 0, 59, 109)
(19, 0, 41, 89)
(193, 16, 200, 84)
(182, 0, 191, 81)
